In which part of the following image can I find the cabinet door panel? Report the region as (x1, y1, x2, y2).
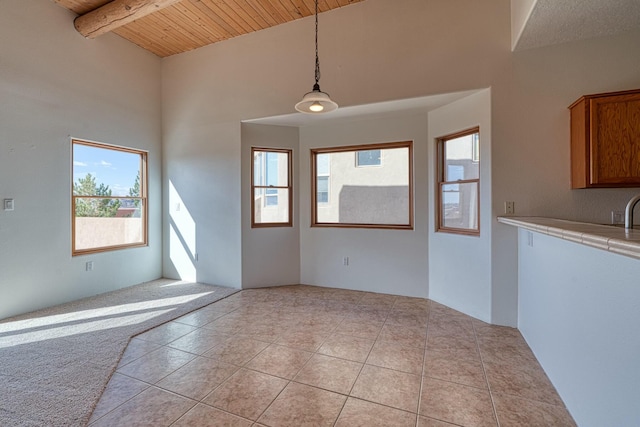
(629, 99, 640, 178)
(590, 95, 640, 185)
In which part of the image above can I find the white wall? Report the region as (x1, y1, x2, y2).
(0, 1, 162, 320)
(161, 0, 510, 297)
(299, 115, 429, 297)
(428, 89, 494, 323)
(160, 0, 640, 326)
(517, 229, 640, 427)
(161, 120, 242, 287)
(241, 124, 300, 288)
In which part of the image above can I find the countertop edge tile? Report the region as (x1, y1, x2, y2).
(497, 216, 640, 261)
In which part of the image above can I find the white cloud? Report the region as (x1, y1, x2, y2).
(73, 161, 88, 167)
(111, 184, 130, 197)
(99, 160, 112, 167)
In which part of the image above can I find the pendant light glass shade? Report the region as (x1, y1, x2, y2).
(295, 0, 338, 114)
(295, 84, 338, 114)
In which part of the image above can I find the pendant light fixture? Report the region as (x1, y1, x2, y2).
(295, 0, 338, 114)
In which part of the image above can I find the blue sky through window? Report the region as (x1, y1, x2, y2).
(73, 143, 140, 197)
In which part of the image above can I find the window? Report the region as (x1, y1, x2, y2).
(316, 153, 330, 204)
(72, 139, 147, 255)
(437, 127, 480, 235)
(356, 149, 381, 167)
(252, 147, 292, 227)
(311, 141, 413, 229)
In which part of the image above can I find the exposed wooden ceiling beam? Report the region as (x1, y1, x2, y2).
(74, 0, 183, 39)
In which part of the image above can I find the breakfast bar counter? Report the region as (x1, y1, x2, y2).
(497, 216, 640, 260)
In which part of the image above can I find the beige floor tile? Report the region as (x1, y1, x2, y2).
(473, 321, 523, 341)
(479, 346, 539, 369)
(349, 305, 392, 321)
(378, 323, 427, 348)
(203, 368, 288, 421)
(135, 321, 198, 345)
(358, 293, 397, 307)
(117, 346, 197, 383)
(484, 360, 564, 406)
(245, 344, 312, 379)
(275, 329, 329, 352)
(90, 386, 196, 427)
(293, 354, 362, 394)
(293, 318, 340, 334)
(172, 404, 253, 427)
(168, 328, 232, 355)
(493, 393, 577, 426)
(328, 289, 365, 304)
(335, 397, 416, 427)
(173, 307, 229, 327)
(156, 356, 239, 400)
(202, 336, 270, 366)
(336, 318, 384, 340)
(89, 373, 149, 422)
(477, 336, 538, 365)
(393, 296, 430, 311)
(258, 382, 346, 427)
(94, 286, 571, 427)
(203, 316, 247, 335)
(426, 334, 479, 360)
(350, 364, 421, 412)
(366, 340, 424, 375)
(236, 323, 283, 342)
(117, 337, 162, 367)
(419, 377, 496, 427)
(424, 349, 487, 388)
(429, 302, 467, 318)
(385, 310, 429, 328)
(317, 333, 375, 362)
(427, 319, 475, 340)
(417, 416, 458, 426)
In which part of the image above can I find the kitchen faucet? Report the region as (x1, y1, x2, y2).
(625, 194, 640, 230)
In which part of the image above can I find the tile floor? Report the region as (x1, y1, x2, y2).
(88, 285, 576, 426)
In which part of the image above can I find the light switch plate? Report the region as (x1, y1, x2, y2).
(3, 199, 14, 211)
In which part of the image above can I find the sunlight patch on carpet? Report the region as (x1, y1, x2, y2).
(0, 291, 214, 348)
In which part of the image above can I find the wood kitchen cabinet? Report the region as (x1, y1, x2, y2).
(569, 88, 640, 188)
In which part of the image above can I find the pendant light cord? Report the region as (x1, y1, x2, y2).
(314, 0, 321, 88)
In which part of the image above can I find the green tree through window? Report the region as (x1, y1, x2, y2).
(73, 173, 121, 217)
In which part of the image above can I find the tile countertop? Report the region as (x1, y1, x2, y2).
(497, 216, 640, 260)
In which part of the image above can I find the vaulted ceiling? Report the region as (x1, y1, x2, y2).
(54, 0, 640, 58)
(53, 0, 365, 57)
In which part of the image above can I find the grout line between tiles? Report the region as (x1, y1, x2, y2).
(472, 321, 501, 427)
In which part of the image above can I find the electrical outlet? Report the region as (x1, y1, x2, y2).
(611, 210, 624, 225)
(527, 231, 534, 247)
(343, 257, 349, 266)
(86, 261, 94, 271)
(3, 199, 14, 211)
(504, 201, 515, 215)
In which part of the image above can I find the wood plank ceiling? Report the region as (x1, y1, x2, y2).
(54, 0, 365, 57)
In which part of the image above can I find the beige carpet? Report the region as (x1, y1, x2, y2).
(0, 279, 238, 427)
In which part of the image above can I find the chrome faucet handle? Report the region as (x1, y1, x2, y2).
(625, 194, 640, 230)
